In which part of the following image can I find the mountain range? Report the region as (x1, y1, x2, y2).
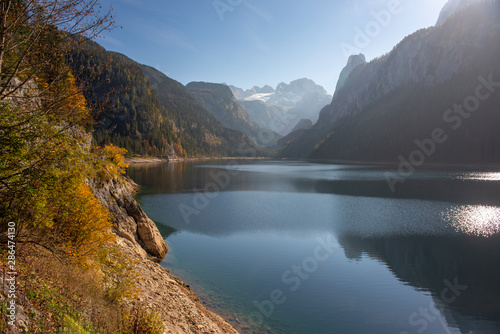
(68, 40, 258, 157)
(229, 79, 332, 136)
(280, 0, 500, 164)
(186, 82, 281, 147)
(67, 0, 498, 163)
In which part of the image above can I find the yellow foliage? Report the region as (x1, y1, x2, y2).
(52, 182, 114, 258)
(95, 144, 130, 180)
(173, 139, 185, 157)
(61, 73, 89, 123)
(36, 71, 91, 127)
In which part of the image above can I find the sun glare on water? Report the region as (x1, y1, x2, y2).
(443, 205, 500, 237)
(460, 172, 500, 181)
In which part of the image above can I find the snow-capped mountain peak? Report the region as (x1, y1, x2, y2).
(242, 92, 274, 103)
(229, 79, 332, 135)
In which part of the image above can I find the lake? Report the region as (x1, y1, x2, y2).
(128, 160, 500, 334)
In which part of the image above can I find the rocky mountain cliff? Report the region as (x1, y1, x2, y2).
(436, 0, 483, 25)
(335, 54, 366, 91)
(186, 82, 281, 147)
(281, 0, 500, 164)
(290, 119, 314, 133)
(231, 84, 275, 99)
(237, 99, 282, 132)
(229, 78, 332, 136)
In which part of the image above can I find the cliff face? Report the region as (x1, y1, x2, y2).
(277, 119, 314, 147)
(237, 99, 279, 130)
(323, 19, 482, 125)
(90, 176, 168, 262)
(326, 0, 500, 127)
(335, 54, 366, 92)
(436, 0, 483, 25)
(91, 175, 240, 333)
(280, 0, 500, 162)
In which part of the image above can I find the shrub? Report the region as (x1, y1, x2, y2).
(122, 306, 164, 334)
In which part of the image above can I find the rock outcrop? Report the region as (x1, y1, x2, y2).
(90, 176, 168, 262)
(91, 175, 241, 333)
(335, 54, 366, 92)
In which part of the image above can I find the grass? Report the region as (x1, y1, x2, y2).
(0, 244, 164, 334)
(62, 315, 90, 334)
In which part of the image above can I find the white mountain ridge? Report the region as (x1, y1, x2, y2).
(229, 78, 332, 136)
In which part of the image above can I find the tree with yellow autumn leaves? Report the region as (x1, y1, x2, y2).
(0, 0, 116, 253)
(0, 2, 166, 333)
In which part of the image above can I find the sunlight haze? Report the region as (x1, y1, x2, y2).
(98, 0, 448, 93)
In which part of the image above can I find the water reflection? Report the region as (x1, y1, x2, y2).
(338, 235, 500, 333)
(138, 189, 500, 240)
(128, 161, 500, 334)
(128, 161, 500, 206)
(127, 161, 193, 194)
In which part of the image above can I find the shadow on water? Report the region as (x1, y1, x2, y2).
(153, 221, 177, 238)
(339, 235, 500, 333)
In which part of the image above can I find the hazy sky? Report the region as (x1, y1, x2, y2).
(97, 0, 449, 94)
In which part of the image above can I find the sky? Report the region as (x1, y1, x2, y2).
(96, 0, 449, 94)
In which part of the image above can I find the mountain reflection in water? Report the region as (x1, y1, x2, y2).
(128, 160, 500, 334)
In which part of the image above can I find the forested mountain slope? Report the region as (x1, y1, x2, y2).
(68, 40, 255, 157)
(186, 81, 281, 147)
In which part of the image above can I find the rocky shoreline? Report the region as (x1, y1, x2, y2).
(98, 176, 240, 334)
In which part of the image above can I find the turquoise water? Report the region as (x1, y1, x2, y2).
(128, 160, 500, 334)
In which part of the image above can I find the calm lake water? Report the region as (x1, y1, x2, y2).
(128, 160, 500, 334)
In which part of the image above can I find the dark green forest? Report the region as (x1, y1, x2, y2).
(68, 40, 256, 157)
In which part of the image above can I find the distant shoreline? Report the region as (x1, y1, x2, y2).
(125, 156, 500, 171)
(125, 156, 272, 164)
